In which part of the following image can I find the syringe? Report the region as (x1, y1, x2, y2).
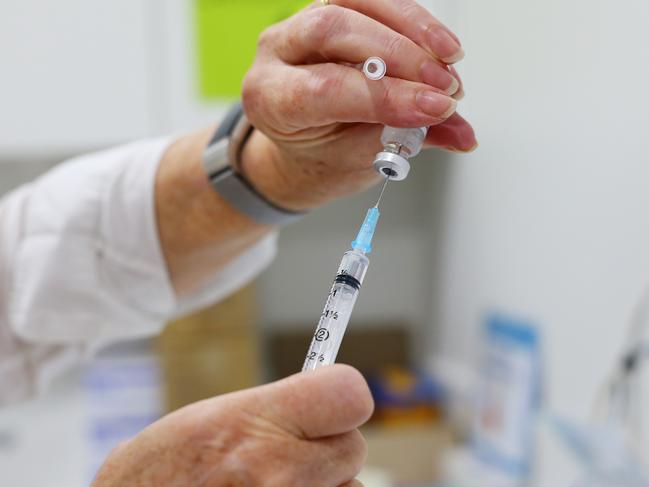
(303, 56, 430, 371)
(302, 179, 388, 372)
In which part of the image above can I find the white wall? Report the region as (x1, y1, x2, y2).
(0, 1, 155, 154)
(429, 1, 649, 484)
(0, 0, 229, 158)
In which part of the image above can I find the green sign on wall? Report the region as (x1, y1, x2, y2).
(195, 0, 310, 99)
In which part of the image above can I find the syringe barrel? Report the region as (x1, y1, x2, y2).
(302, 250, 369, 372)
(337, 249, 370, 284)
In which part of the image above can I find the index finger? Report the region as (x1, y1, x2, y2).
(252, 364, 374, 439)
(319, 0, 464, 64)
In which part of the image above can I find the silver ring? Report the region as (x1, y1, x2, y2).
(320, 0, 330, 5)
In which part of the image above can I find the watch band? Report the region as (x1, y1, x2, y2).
(204, 104, 305, 226)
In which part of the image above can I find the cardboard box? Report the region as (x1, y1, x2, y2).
(157, 286, 260, 411)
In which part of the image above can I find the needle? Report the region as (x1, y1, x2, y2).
(374, 177, 390, 209)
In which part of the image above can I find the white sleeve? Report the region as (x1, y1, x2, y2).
(0, 138, 277, 406)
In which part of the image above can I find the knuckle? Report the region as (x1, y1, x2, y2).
(379, 82, 399, 116)
(241, 70, 263, 114)
(302, 5, 347, 46)
(380, 81, 434, 127)
(395, 0, 422, 17)
(391, 0, 428, 21)
(310, 70, 345, 101)
(242, 68, 284, 130)
(383, 34, 407, 63)
(257, 23, 281, 51)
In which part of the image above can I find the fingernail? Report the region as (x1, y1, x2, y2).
(445, 141, 478, 153)
(453, 86, 465, 100)
(421, 61, 459, 95)
(427, 26, 464, 64)
(416, 91, 457, 119)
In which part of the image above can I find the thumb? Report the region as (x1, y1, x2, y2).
(250, 364, 374, 439)
(425, 112, 477, 152)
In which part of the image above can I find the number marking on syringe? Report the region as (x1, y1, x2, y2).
(321, 309, 339, 320)
(314, 328, 330, 342)
(306, 352, 326, 363)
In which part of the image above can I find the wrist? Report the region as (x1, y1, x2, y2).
(239, 131, 320, 212)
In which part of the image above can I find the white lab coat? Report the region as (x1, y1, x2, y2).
(0, 138, 277, 406)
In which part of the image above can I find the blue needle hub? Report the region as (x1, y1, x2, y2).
(352, 207, 380, 254)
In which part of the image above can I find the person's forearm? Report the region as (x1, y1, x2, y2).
(154, 127, 274, 297)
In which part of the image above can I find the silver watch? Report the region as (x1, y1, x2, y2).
(203, 104, 305, 226)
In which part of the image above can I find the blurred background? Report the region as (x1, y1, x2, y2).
(2, 1, 649, 486)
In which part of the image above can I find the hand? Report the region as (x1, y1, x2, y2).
(92, 365, 374, 487)
(241, 0, 477, 211)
